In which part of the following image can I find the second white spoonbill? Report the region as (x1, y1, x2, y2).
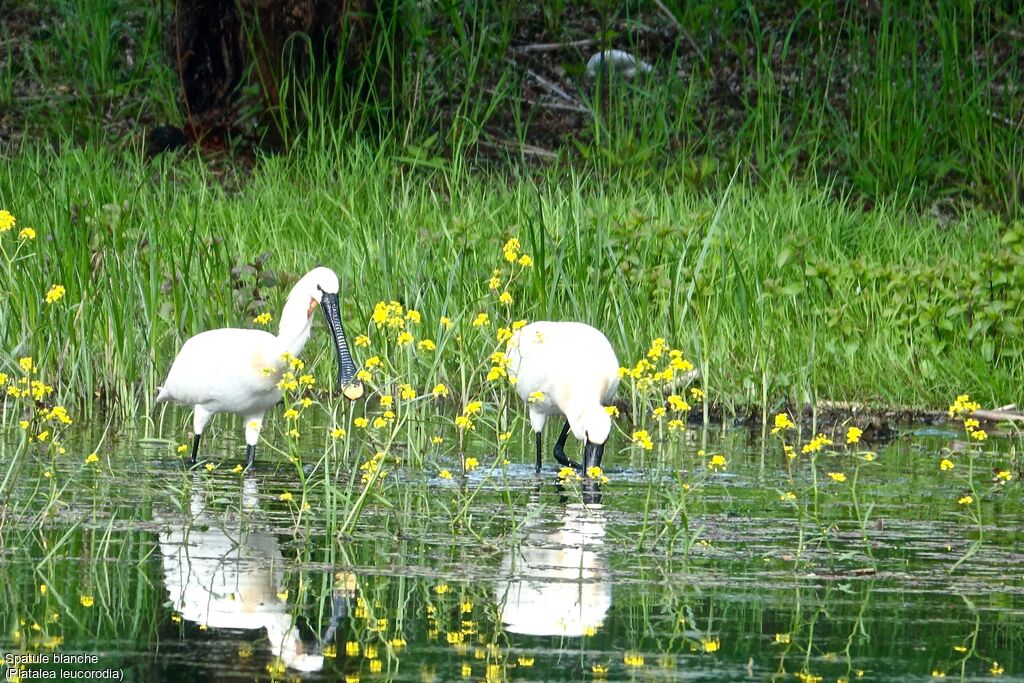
(506, 321, 619, 475)
(157, 266, 364, 470)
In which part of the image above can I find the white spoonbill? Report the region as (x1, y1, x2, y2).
(506, 321, 619, 475)
(157, 266, 364, 469)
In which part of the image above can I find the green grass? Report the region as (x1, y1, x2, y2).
(1, 143, 1021, 423)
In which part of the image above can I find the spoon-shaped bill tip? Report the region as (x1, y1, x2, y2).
(342, 382, 365, 401)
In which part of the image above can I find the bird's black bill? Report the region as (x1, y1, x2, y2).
(583, 441, 604, 474)
(320, 292, 364, 401)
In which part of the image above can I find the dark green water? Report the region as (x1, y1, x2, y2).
(1, 421, 1021, 682)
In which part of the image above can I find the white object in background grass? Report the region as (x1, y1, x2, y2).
(586, 49, 653, 78)
(506, 321, 620, 475)
(157, 266, 363, 470)
(496, 503, 610, 637)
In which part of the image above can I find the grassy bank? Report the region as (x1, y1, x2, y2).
(1, 144, 1020, 423)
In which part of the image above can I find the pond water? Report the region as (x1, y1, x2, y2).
(0, 418, 1021, 682)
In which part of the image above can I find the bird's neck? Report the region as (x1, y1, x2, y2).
(276, 292, 315, 357)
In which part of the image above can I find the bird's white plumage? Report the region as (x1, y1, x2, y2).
(157, 267, 342, 450)
(506, 321, 620, 444)
(496, 503, 610, 637)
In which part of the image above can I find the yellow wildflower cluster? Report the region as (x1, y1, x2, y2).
(708, 454, 727, 471)
(587, 466, 610, 483)
(846, 426, 863, 444)
(801, 434, 833, 454)
(632, 429, 653, 450)
(0, 209, 15, 231)
(359, 451, 389, 485)
(558, 466, 580, 481)
(624, 652, 645, 667)
(253, 312, 272, 325)
(486, 351, 512, 382)
(827, 472, 847, 483)
(620, 338, 696, 392)
(464, 457, 479, 472)
(45, 284, 66, 305)
(454, 401, 482, 431)
(948, 393, 980, 417)
(372, 300, 410, 329)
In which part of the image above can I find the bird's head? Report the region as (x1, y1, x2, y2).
(571, 405, 612, 474)
(290, 267, 363, 401)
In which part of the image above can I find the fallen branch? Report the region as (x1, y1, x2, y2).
(511, 39, 598, 53)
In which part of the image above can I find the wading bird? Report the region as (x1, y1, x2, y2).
(506, 321, 619, 475)
(157, 267, 363, 469)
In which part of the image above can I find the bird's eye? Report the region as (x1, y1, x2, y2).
(316, 284, 323, 291)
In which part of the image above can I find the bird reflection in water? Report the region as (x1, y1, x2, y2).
(160, 478, 354, 672)
(496, 484, 610, 638)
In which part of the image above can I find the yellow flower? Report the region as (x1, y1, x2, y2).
(846, 426, 863, 444)
(356, 369, 372, 382)
(774, 633, 791, 644)
(996, 470, 1012, 482)
(432, 436, 444, 445)
(283, 408, 300, 420)
(940, 458, 955, 471)
(702, 638, 720, 652)
(488, 275, 501, 291)
(667, 395, 691, 412)
(511, 319, 528, 330)
(690, 387, 705, 401)
(780, 491, 796, 501)
(397, 331, 414, 346)
(399, 383, 417, 400)
(176, 444, 187, 453)
(0, 209, 15, 231)
(948, 393, 981, 417)
(279, 491, 293, 502)
(801, 434, 833, 454)
(85, 453, 99, 464)
(863, 452, 876, 461)
(958, 495, 973, 505)
(252, 312, 272, 325)
(623, 652, 645, 667)
(440, 316, 452, 328)
(632, 430, 653, 450)
(970, 429, 987, 441)
(37, 431, 50, 442)
(496, 327, 512, 342)
(432, 383, 449, 397)
(991, 662, 1004, 675)
(498, 291, 513, 306)
(379, 395, 394, 408)
(298, 374, 315, 387)
(418, 338, 436, 351)
(39, 584, 47, 594)
(45, 284, 66, 304)
(19, 356, 34, 373)
(771, 412, 795, 434)
(455, 415, 474, 431)
(517, 656, 534, 667)
(464, 457, 479, 472)
(498, 431, 511, 442)
(365, 356, 382, 368)
(345, 641, 360, 656)
(80, 595, 94, 608)
(204, 462, 216, 472)
(827, 472, 846, 483)
(331, 427, 346, 439)
(231, 464, 243, 473)
(964, 418, 980, 431)
(558, 466, 579, 480)
(527, 391, 545, 404)
(465, 401, 482, 414)
(406, 309, 422, 324)
(355, 334, 370, 347)
(708, 454, 727, 470)
(19, 227, 36, 240)
(472, 312, 489, 327)
(518, 254, 533, 267)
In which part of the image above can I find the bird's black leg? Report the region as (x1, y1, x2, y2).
(244, 444, 257, 471)
(552, 420, 581, 470)
(535, 431, 543, 474)
(189, 433, 202, 467)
